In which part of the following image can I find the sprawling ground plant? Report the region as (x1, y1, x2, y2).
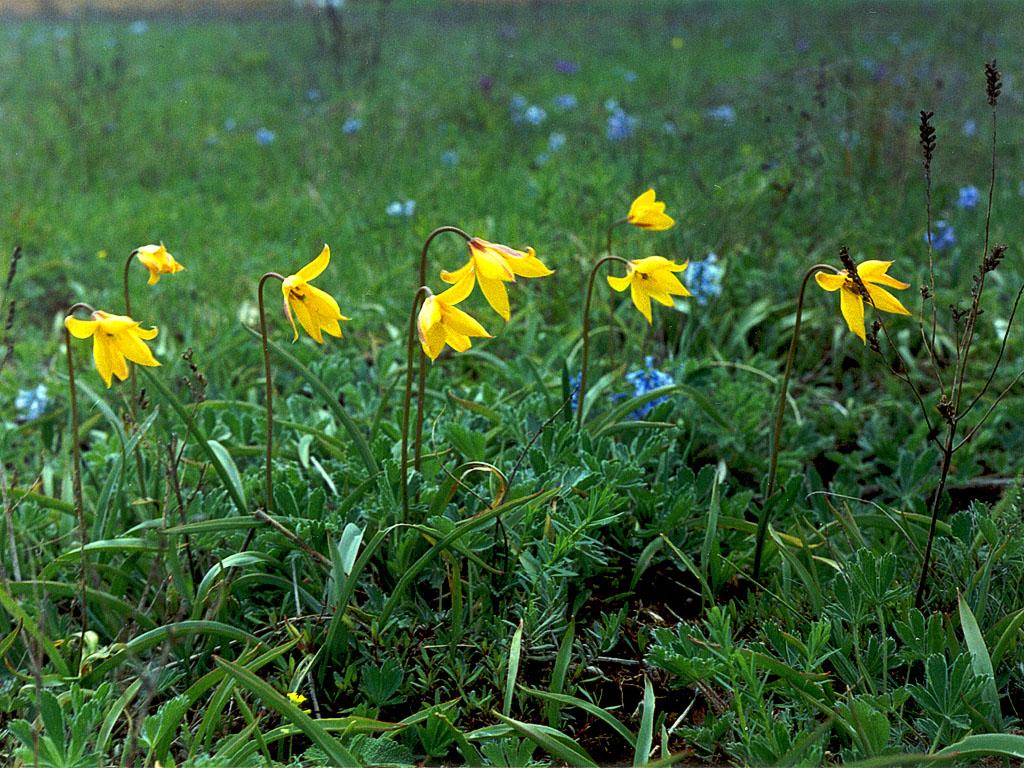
(1, 2, 1023, 766)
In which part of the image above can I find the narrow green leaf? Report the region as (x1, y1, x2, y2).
(207, 439, 248, 514)
(958, 591, 1000, 724)
(633, 675, 655, 767)
(503, 619, 524, 717)
(548, 620, 575, 727)
(491, 711, 598, 768)
(990, 607, 1024, 668)
(0, 587, 71, 677)
(525, 686, 634, 749)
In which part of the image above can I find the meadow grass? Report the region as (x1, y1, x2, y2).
(1, 2, 1024, 766)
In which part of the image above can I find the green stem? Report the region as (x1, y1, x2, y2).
(414, 227, 472, 471)
(915, 425, 954, 608)
(605, 218, 628, 369)
(577, 255, 629, 431)
(402, 286, 432, 521)
(65, 301, 94, 676)
(752, 263, 837, 579)
(257, 272, 286, 513)
(122, 249, 149, 506)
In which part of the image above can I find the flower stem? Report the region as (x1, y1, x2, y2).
(65, 301, 94, 676)
(752, 263, 837, 579)
(402, 286, 432, 520)
(257, 272, 286, 513)
(605, 218, 628, 369)
(915, 427, 954, 608)
(578, 255, 629, 431)
(414, 227, 472, 470)
(122, 249, 149, 506)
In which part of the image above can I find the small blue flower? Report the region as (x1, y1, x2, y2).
(963, 119, 977, 137)
(622, 357, 674, 419)
(605, 98, 619, 113)
(548, 132, 566, 152)
(524, 105, 546, 125)
(554, 59, 578, 75)
(129, 20, 148, 34)
(607, 109, 638, 140)
(255, 127, 276, 145)
(223, 118, 236, 131)
(926, 220, 957, 250)
(510, 94, 528, 112)
(663, 120, 677, 135)
(554, 94, 577, 109)
(342, 117, 362, 134)
(441, 150, 459, 167)
(15, 384, 48, 423)
(403, 199, 416, 216)
(957, 185, 979, 209)
(306, 88, 322, 103)
(706, 105, 736, 126)
(534, 152, 550, 166)
(685, 253, 724, 306)
(623, 71, 637, 83)
(568, 372, 581, 412)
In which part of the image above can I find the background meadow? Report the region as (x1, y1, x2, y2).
(2, 1, 1024, 766)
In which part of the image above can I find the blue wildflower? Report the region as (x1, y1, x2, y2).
(607, 109, 638, 140)
(706, 105, 736, 126)
(129, 20, 148, 34)
(554, 94, 577, 109)
(525, 105, 547, 125)
(255, 127, 276, 145)
(622, 357, 674, 419)
(663, 120, 677, 135)
(441, 150, 459, 167)
(605, 98, 619, 113)
(963, 119, 977, 137)
(685, 253, 724, 306)
(534, 152, 550, 166)
(568, 372, 581, 413)
(306, 88, 322, 102)
(957, 185, 979, 209)
(223, 118, 236, 131)
(926, 220, 956, 250)
(342, 118, 362, 134)
(554, 59, 578, 75)
(624, 71, 637, 83)
(510, 94, 528, 112)
(15, 384, 48, 423)
(548, 132, 566, 152)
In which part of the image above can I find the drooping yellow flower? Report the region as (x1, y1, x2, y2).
(418, 274, 492, 360)
(64, 310, 159, 388)
(134, 242, 184, 285)
(814, 260, 911, 343)
(626, 189, 675, 231)
(607, 256, 691, 323)
(440, 237, 553, 321)
(282, 244, 350, 343)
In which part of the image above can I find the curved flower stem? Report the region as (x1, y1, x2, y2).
(65, 301, 94, 675)
(752, 264, 837, 579)
(402, 286, 432, 520)
(414, 227, 472, 471)
(577, 254, 630, 432)
(915, 423, 955, 608)
(605, 218, 628, 368)
(257, 272, 286, 513)
(122, 249, 149, 505)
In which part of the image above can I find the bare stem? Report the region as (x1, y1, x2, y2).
(915, 423, 955, 607)
(257, 272, 286, 513)
(605, 218, 628, 368)
(577, 255, 629, 431)
(123, 249, 149, 505)
(402, 287, 431, 521)
(752, 264, 836, 579)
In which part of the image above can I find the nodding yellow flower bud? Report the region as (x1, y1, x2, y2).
(134, 242, 184, 285)
(626, 189, 675, 231)
(281, 244, 350, 343)
(417, 274, 492, 360)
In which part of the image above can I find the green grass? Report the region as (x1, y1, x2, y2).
(1, 1, 1024, 766)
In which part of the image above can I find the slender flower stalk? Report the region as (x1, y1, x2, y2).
(578, 255, 629, 431)
(257, 272, 285, 513)
(752, 265, 837, 579)
(402, 286, 432, 519)
(63, 302, 95, 674)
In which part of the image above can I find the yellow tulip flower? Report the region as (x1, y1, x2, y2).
(815, 260, 911, 343)
(418, 274, 492, 360)
(440, 237, 553, 321)
(282, 244, 350, 343)
(134, 242, 184, 285)
(607, 256, 691, 323)
(626, 189, 675, 231)
(64, 310, 159, 388)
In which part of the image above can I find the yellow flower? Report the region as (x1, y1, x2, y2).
(418, 274, 492, 360)
(287, 692, 311, 714)
(607, 256, 691, 323)
(282, 245, 350, 343)
(440, 237, 553, 321)
(626, 189, 675, 231)
(135, 242, 184, 285)
(815, 260, 911, 343)
(64, 310, 159, 388)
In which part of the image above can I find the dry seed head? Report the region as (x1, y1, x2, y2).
(3, 246, 21, 294)
(918, 111, 936, 169)
(982, 243, 1007, 274)
(985, 60, 1002, 107)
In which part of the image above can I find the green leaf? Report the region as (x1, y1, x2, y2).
(207, 439, 248, 514)
(491, 711, 598, 768)
(503, 619, 524, 717)
(524, 687, 635, 749)
(634, 675, 655, 767)
(215, 655, 360, 767)
(957, 591, 1000, 726)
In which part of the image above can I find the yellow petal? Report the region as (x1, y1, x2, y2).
(858, 260, 910, 290)
(630, 281, 653, 323)
(607, 273, 633, 292)
(647, 268, 691, 296)
(436, 272, 475, 305)
(65, 317, 99, 339)
(477, 274, 510, 321)
(147, 269, 161, 285)
(839, 288, 866, 342)
(627, 189, 657, 220)
(648, 288, 677, 307)
(864, 283, 911, 316)
(419, 300, 447, 360)
(635, 256, 686, 273)
(815, 272, 846, 292)
(472, 249, 515, 282)
(445, 330, 472, 353)
(134, 325, 158, 341)
(290, 291, 323, 343)
(503, 247, 553, 278)
(114, 330, 160, 368)
(283, 294, 300, 342)
(440, 261, 474, 285)
(92, 334, 118, 388)
(295, 244, 330, 283)
(441, 304, 491, 339)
